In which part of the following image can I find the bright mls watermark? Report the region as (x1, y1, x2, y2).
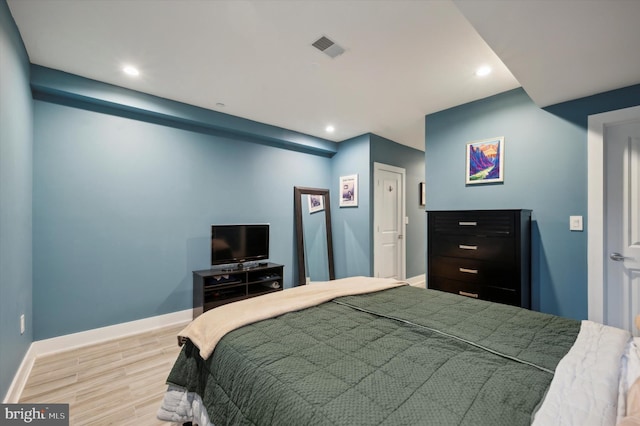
(1, 404, 68, 425)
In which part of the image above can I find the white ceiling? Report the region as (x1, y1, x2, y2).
(454, 0, 640, 108)
(7, 0, 640, 152)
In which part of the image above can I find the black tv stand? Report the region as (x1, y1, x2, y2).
(192, 262, 284, 319)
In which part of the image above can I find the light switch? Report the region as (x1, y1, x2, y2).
(570, 215, 583, 231)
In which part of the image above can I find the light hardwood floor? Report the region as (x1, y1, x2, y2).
(19, 323, 187, 425)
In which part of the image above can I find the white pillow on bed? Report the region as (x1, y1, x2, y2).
(618, 338, 640, 423)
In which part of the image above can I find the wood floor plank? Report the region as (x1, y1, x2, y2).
(19, 321, 188, 425)
(20, 373, 78, 401)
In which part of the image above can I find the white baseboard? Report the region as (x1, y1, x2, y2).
(406, 274, 426, 288)
(3, 309, 192, 403)
(3, 344, 38, 404)
(31, 309, 192, 357)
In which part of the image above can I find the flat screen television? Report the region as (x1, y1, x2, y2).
(211, 224, 270, 268)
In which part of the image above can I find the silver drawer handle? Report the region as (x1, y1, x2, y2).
(459, 291, 479, 298)
(459, 268, 478, 274)
(459, 221, 477, 226)
(459, 244, 478, 250)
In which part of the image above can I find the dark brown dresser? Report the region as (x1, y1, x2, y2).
(427, 210, 532, 308)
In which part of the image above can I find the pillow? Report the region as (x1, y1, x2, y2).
(619, 338, 640, 424)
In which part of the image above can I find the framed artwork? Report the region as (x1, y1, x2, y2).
(339, 174, 358, 207)
(419, 182, 426, 206)
(465, 137, 504, 184)
(307, 194, 324, 213)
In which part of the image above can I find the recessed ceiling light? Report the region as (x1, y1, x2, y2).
(122, 65, 140, 77)
(325, 125, 335, 133)
(475, 66, 491, 77)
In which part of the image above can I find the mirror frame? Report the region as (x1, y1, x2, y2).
(294, 186, 335, 286)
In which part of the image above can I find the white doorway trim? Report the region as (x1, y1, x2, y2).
(587, 105, 640, 324)
(373, 162, 406, 280)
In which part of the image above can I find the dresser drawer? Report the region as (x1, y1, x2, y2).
(429, 256, 516, 289)
(430, 235, 515, 262)
(430, 211, 514, 236)
(428, 276, 519, 306)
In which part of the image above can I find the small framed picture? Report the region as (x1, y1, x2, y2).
(419, 182, 426, 206)
(307, 194, 324, 214)
(465, 136, 504, 185)
(339, 174, 358, 207)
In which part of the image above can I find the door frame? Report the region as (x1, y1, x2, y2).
(373, 162, 406, 280)
(587, 105, 640, 324)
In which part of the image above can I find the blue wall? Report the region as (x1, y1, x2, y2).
(371, 134, 426, 279)
(329, 133, 428, 280)
(0, 0, 33, 400)
(31, 72, 335, 340)
(331, 135, 372, 278)
(27, 66, 425, 341)
(425, 86, 640, 320)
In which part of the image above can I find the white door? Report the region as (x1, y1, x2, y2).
(605, 119, 640, 335)
(373, 163, 406, 279)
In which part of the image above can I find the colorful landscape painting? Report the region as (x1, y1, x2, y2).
(465, 137, 504, 184)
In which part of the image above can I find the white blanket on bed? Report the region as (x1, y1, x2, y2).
(532, 320, 631, 426)
(179, 276, 407, 360)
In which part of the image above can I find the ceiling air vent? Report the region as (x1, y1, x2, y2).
(312, 35, 345, 59)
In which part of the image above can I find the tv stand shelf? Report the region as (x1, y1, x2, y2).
(192, 263, 284, 319)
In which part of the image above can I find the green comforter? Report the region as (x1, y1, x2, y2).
(165, 286, 579, 425)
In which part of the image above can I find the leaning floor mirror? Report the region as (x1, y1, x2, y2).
(294, 186, 335, 286)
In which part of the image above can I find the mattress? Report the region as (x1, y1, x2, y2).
(157, 278, 630, 425)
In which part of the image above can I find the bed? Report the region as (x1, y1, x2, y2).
(157, 277, 637, 426)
